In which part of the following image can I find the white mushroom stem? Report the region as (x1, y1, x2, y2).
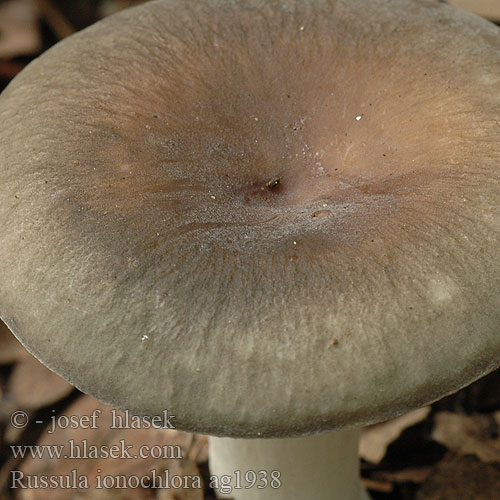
(209, 429, 370, 500)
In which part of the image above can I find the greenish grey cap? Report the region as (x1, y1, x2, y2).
(0, 0, 499, 438)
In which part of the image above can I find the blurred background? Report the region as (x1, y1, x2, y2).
(1, 0, 499, 499)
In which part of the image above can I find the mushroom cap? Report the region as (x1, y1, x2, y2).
(0, 0, 499, 438)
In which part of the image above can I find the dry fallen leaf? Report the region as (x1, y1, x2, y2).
(416, 454, 500, 500)
(187, 434, 208, 465)
(447, 0, 500, 21)
(6, 356, 74, 410)
(0, 0, 41, 59)
(157, 459, 204, 500)
(360, 407, 431, 464)
(432, 411, 500, 463)
(361, 477, 393, 494)
(17, 396, 204, 500)
(373, 466, 433, 485)
(0, 321, 29, 365)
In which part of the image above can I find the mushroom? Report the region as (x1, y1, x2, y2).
(0, 0, 499, 499)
